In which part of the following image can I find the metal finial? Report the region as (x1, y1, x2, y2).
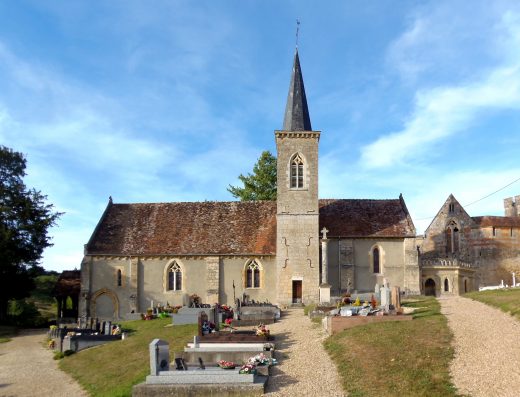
(296, 19, 300, 48)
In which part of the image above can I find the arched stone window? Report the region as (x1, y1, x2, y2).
(116, 269, 122, 287)
(446, 221, 460, 254)
(166, 261, 182, 291)
(444, 278, 449, 292)
(369, 245, 384, 274)
(373, 247, 380, 274)
(290, 153, 304, 189)
(245, 259, 261, 288)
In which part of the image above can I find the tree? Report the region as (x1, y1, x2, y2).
(227, 151, 277, 201)
(0, 146, 61, 322)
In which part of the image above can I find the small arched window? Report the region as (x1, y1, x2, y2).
(444, 278, 449, 292)
(167, 262, 182, 291)
(246, 260, 261, 288)
(373, 247, 380, 274)
(290, 154, 304, 188)
(116, 269, 122, 287)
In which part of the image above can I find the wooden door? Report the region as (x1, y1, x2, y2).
(292, 280, 302, 303)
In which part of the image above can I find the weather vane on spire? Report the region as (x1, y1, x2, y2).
(296, 19, 300, 48)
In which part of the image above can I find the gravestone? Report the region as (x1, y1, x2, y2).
(380, 286, 391, 312)
(150, 339, 170, 375)
(391, 286, 401, 309)
(104, 321, 112, 335)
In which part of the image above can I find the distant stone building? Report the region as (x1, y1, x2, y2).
(419, 195, 520, 295)
(79, 49, 421, 320)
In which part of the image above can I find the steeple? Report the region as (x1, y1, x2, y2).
(282, 49, 312, 131)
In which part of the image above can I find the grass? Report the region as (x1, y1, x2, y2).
(303, 303, 317, 316)
(465, 288, 520, 321)
(0, 325, 16, 343)
(324, 297, 460, 397)
(59, 318, 196, 397)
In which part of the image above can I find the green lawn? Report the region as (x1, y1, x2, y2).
(59, 318, 196, 397)
(465, 288, 520, 321)
(324, 297, 460, 397)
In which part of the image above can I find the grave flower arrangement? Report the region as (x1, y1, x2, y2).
(255, 324, 270, 338)
(190, 294, 201, 306)
(248, 353, 278, 366)
(239, 363, 257, 374)
(218, 360, 236, 369)
(202, 320, 216, 334)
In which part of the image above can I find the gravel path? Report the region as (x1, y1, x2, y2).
(439, 296, 520, 397)
(0, 329, 88, 397)
(264, 308, 345, 396)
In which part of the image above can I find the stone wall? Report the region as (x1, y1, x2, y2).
(324, 238, 418, 295)
(80, 255, 278, 320)
(421, 195, 520, 288)
(275, 130, 321, 304)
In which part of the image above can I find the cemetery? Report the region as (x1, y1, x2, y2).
(312, 281, 415, 335)
(48, 318, 122, 353)
(132, 303, 279, 396)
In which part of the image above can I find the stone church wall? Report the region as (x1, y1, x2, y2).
(324, 238, 418, 295)
(219, 257, 277, 304)
(82, 255, 277, 320)
(471, 226, 520, 286)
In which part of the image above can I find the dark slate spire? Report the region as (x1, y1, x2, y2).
(283, 49, 312, 131)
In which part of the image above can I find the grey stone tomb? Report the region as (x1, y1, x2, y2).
(150, 339, 170, 375)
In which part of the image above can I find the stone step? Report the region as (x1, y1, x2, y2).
(146, 369, 256, 384)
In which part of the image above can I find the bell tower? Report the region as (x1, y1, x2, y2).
(275, 49, 320, 304)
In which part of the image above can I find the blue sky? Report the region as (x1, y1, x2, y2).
(1, 1, 520, 272)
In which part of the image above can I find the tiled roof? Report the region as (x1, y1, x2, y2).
(319, 198, 416, 238)
(86, 197, 415, 256)
(86, 201, 277, 256)
(472, 216, 520, 228)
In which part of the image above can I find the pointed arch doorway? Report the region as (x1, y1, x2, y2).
(425, 278, 436, 296)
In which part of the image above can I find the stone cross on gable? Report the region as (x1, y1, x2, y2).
(321, 227, 329, 240)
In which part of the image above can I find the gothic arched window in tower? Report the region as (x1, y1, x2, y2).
(290, 153, 304, 188)
(246, 259, 261, 288)
(167, 261, 182, 291)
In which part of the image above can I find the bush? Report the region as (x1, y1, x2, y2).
(7, 299, 47, 327)
(53, 351, 65, 360)
(303, 303, 317, 316)
(63, 349, 75, 356)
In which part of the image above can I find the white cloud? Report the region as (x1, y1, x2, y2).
(361, 10, 520, 169)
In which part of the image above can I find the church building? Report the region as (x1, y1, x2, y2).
(419, 194, 520, 296)
(79, 49, 421, 320)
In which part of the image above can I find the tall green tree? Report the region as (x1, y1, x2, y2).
(0, 146, 61, 322)
(227, 151, 277, 201)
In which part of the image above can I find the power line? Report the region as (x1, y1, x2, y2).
(463, 176, 520, 207)
(414, 175, 520, 221)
